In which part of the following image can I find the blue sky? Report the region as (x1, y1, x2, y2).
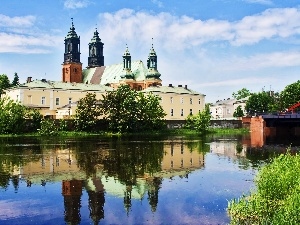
(1, 0, 300, 102)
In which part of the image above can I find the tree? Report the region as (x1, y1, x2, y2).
(0, 74, 11, 96)
(185, 104, 211, 134)
(74, 93, 101, 132)
(232, 88, 251, 100)
(245, 91, 276, 114)
(279, 80, 300, 110)
(233, 105, 244, 118)
(135, 92, 166, 131)
(11, 72, 20, 86)
(101, 85, 166, 133)
(0, 97, 27, 134)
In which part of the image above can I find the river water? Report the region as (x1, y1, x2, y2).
(0, 134, 295, 225)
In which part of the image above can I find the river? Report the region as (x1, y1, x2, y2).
(0, 133, 295, 225)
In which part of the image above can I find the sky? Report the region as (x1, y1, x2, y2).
(1, 0, 300, 103)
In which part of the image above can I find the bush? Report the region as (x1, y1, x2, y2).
(38, 119, 58, 136)
(228, 150, 300, 224)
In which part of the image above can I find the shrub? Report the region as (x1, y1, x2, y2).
(228, 150, 300, 224)
(38, 119, 58, 136)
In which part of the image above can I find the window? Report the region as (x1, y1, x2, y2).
(199, 99, 201, 104)
(171, 144, 174, 156)
(55, 97, 60, 106)
(190, 98, 193, 104)
(171, 109, 174, 116)
(68, 97, 72, 104)
(227, 109, 231, 114)
(16, 95, 19, 101)
(171, 160, 174, 168)
(190, 158, 193, 165)
(41, 97, 46, 105)
(170, 97, 173, 103)
(190, 109, 193, 115)
(181, 159, 184, 167)
(181, 97, 184, 104)
(181, 109, 184, 116)
(181, 145, 184, 154)
(41, 157, 45, 168)
(27, 95, 32, 104)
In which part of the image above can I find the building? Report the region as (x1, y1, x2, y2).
(210, 97, 248, 120)
(3, 20, 205, 120)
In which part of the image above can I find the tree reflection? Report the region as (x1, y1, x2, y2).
(88, 190, 105, 225)
(0, 137, 43, 190)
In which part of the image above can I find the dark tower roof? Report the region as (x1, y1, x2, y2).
(88, 28, 104, 68)
(66, 19, 78, 39)
(64, 18, 81, 64)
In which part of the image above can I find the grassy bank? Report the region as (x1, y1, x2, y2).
(0, 127, 249, 138)
(228, 151, 300, 224)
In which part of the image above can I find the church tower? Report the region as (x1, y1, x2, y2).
(146, 40, 161, 87)
(87, 28, 104, 68)
(62, 19, 82, 83)
(121, 45, 134, 79)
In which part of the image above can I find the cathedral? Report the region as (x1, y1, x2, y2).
(62, 20, 162, 90)
(3, 20, 205, 121)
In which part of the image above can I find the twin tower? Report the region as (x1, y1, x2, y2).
(62, 20, 161, 86)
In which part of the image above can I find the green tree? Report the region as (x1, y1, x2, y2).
(232, 88, 251, 100)
(101, 85, 166, 133)
(279, 80, 300, 110)
(25, 109, 42, 132)
(11, 72, 20, 86)
(136, 92, 166, 131)
(74, 93, 101, 132)
(245, 91, 276, 114)
(233, 105, 244, 117)
(185, 104, 211, 134)
(0, 97, 27, 134)
(0, 74, 11, 96)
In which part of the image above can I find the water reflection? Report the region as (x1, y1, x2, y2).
(0, 137, 210, 225)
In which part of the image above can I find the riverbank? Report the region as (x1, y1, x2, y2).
(0, 127, 250, 138)
(228, 151, 300, 224)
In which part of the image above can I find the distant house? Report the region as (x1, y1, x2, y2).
(210, 97, 248, 120)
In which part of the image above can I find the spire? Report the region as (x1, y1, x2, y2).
(146, 39, 161, 79)
(66, 18, 78, 39)
(121, 44, 134, 79)
(88, 27, 104, 68)
(64, 18, 81, 64)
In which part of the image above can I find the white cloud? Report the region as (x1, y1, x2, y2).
(0, 14, 35, 27)
(0, 32, 61, 53)
(96, 7, 300, 50)
(232, 8, 300, 46)
(64, 0, 91, 9)
(220, 51, 300, 72)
